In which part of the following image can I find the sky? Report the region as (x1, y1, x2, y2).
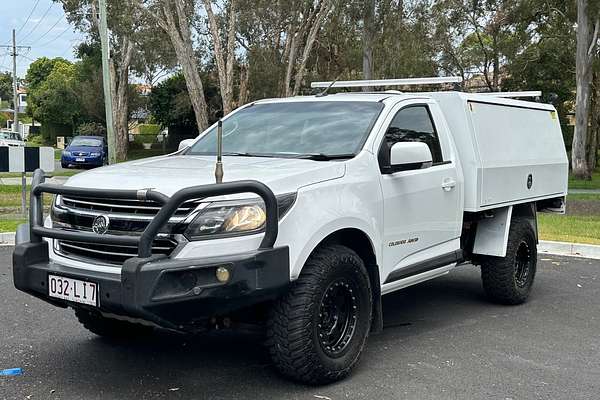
(0, 0, 83, 78)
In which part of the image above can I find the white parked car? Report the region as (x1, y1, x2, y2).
(0, 130, 25, 147)
(13, 78, 568, 384)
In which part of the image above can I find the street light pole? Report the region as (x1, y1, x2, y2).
(98, 0, 116, 164)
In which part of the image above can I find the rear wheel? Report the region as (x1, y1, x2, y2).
(266, 245, 372, 384)
(480, 218, 537, 305)
(75, 309, 154, 340)
(61, 162, 68, 169)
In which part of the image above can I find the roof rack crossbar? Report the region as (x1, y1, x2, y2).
(474, 91, 542, 98)
(310, 76, 463, 89)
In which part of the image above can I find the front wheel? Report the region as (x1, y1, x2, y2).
(480, 218, 537, 305)
(266, 245, 372, 384)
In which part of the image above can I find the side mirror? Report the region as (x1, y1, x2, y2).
(389, 142, 433, 172)
(178, 138, 194, 151)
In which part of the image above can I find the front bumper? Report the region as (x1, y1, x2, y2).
(13, 238, 289, 330)
(13, 169, 287, 331)
(61, 155, 103, 166)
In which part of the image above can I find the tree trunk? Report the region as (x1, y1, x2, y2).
(283, 32, 299, 97)
(573, 0, 598, 179)
(239, 64, 249, 106)
(362, 0, 375, 91)
(292, 0, 332, 96)
(492, 34, 499, 91)
(109, 37, 134, 162)
(589, 70, 600, 171)
(203, 0, 237, 115)
(145, 0, 210, 131)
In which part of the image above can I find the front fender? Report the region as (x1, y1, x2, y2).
(278, 174, 383, 279)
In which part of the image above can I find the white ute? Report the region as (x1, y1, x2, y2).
(13, 77, 568, 384)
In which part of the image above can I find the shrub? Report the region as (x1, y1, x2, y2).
(137, 123, 160, 136)
(77, 122, 106, 137)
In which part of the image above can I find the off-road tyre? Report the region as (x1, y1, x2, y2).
(75, 309, 154, 339)
(480, 218, 537, 305)
(266, 245, 372, 385)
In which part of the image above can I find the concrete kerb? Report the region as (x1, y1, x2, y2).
(538, 240, 600, 260)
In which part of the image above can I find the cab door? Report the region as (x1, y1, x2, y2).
(377, 101, 462, 284)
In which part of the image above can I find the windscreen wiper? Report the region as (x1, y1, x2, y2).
(293, 153, 355, 161)
(222, 152, 277, 158)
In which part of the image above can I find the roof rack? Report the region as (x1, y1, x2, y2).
(472, 91, 542, 99)
(310, 76, 463, 89)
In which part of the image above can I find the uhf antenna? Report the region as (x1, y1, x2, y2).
(214, 119, 224, 183)
(315, 76, 340, 97)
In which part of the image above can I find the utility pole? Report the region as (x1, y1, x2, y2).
(12, 29, 18, 135)
(1, 30, 30, 214)
(98, 0, 116, 164)
(0, 30, 29, 133)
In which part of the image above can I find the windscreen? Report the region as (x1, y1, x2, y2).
(187, 101, 383, 157)
(70, 137, 103, 147)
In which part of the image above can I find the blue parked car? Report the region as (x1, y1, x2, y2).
(61, 136, 108, 169)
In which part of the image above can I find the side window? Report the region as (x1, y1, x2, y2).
(379, 105, 444, 166)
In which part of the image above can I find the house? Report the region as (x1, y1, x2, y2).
(17, 88, 27, 114)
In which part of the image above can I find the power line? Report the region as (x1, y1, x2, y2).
(27, 15, 65, 46)
(16, 0, 41, 36)
(36, 24, 71, 48)
(19, 2, 53, 42)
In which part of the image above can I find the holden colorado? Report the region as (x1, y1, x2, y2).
(13, 77, 568, 384)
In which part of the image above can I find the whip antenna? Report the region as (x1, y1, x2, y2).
(215, 119, 224, 183)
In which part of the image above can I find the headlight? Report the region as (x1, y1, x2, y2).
(62, 151, 71, 156)
(90, 152, 101, 157)
(183, 193, 296, 240)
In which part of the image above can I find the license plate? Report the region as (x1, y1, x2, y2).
(48, 275, 98, 306)
(75, 157, 85, 162)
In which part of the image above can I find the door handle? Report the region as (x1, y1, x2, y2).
(442, 178, 456, 191)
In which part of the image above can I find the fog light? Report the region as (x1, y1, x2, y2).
(215, 266, 230, 282)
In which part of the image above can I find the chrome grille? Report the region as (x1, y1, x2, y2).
(52, 195, 202, 265)
(57, 238, 178, 265)
(60, 196, 200, 218)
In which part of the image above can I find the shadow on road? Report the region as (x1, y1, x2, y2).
(21, 266, 491, 398)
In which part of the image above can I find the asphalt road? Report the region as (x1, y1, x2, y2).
(0, 246, 598, 400)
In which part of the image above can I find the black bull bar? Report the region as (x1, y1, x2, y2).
(27, 168, 279, 255)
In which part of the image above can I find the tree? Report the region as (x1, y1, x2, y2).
(573, 0, 600, 179)
(138, 0, 210, 131)
(25, 57, 68, 90)
(362, 0, 375, 84)
(238, 0, 334, 97)
(60, 0, 141, 161)
(148, 72, 220, 147)
(502, 0, 575, 121)
(27, 60, 80, 131)
(432, 0, 521, 91)
(202, 0, 239, 115)
(0, 72, 13, 105)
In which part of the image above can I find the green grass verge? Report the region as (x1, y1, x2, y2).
(567, 193, 600, 201)
(0, 219, 25, 233)
(0, 185, 53, 207)
(538, 213, 600, 245)
(127, 149, 166, 160)
(0, 170, 81, 178)
(569, 169, 600, 190)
